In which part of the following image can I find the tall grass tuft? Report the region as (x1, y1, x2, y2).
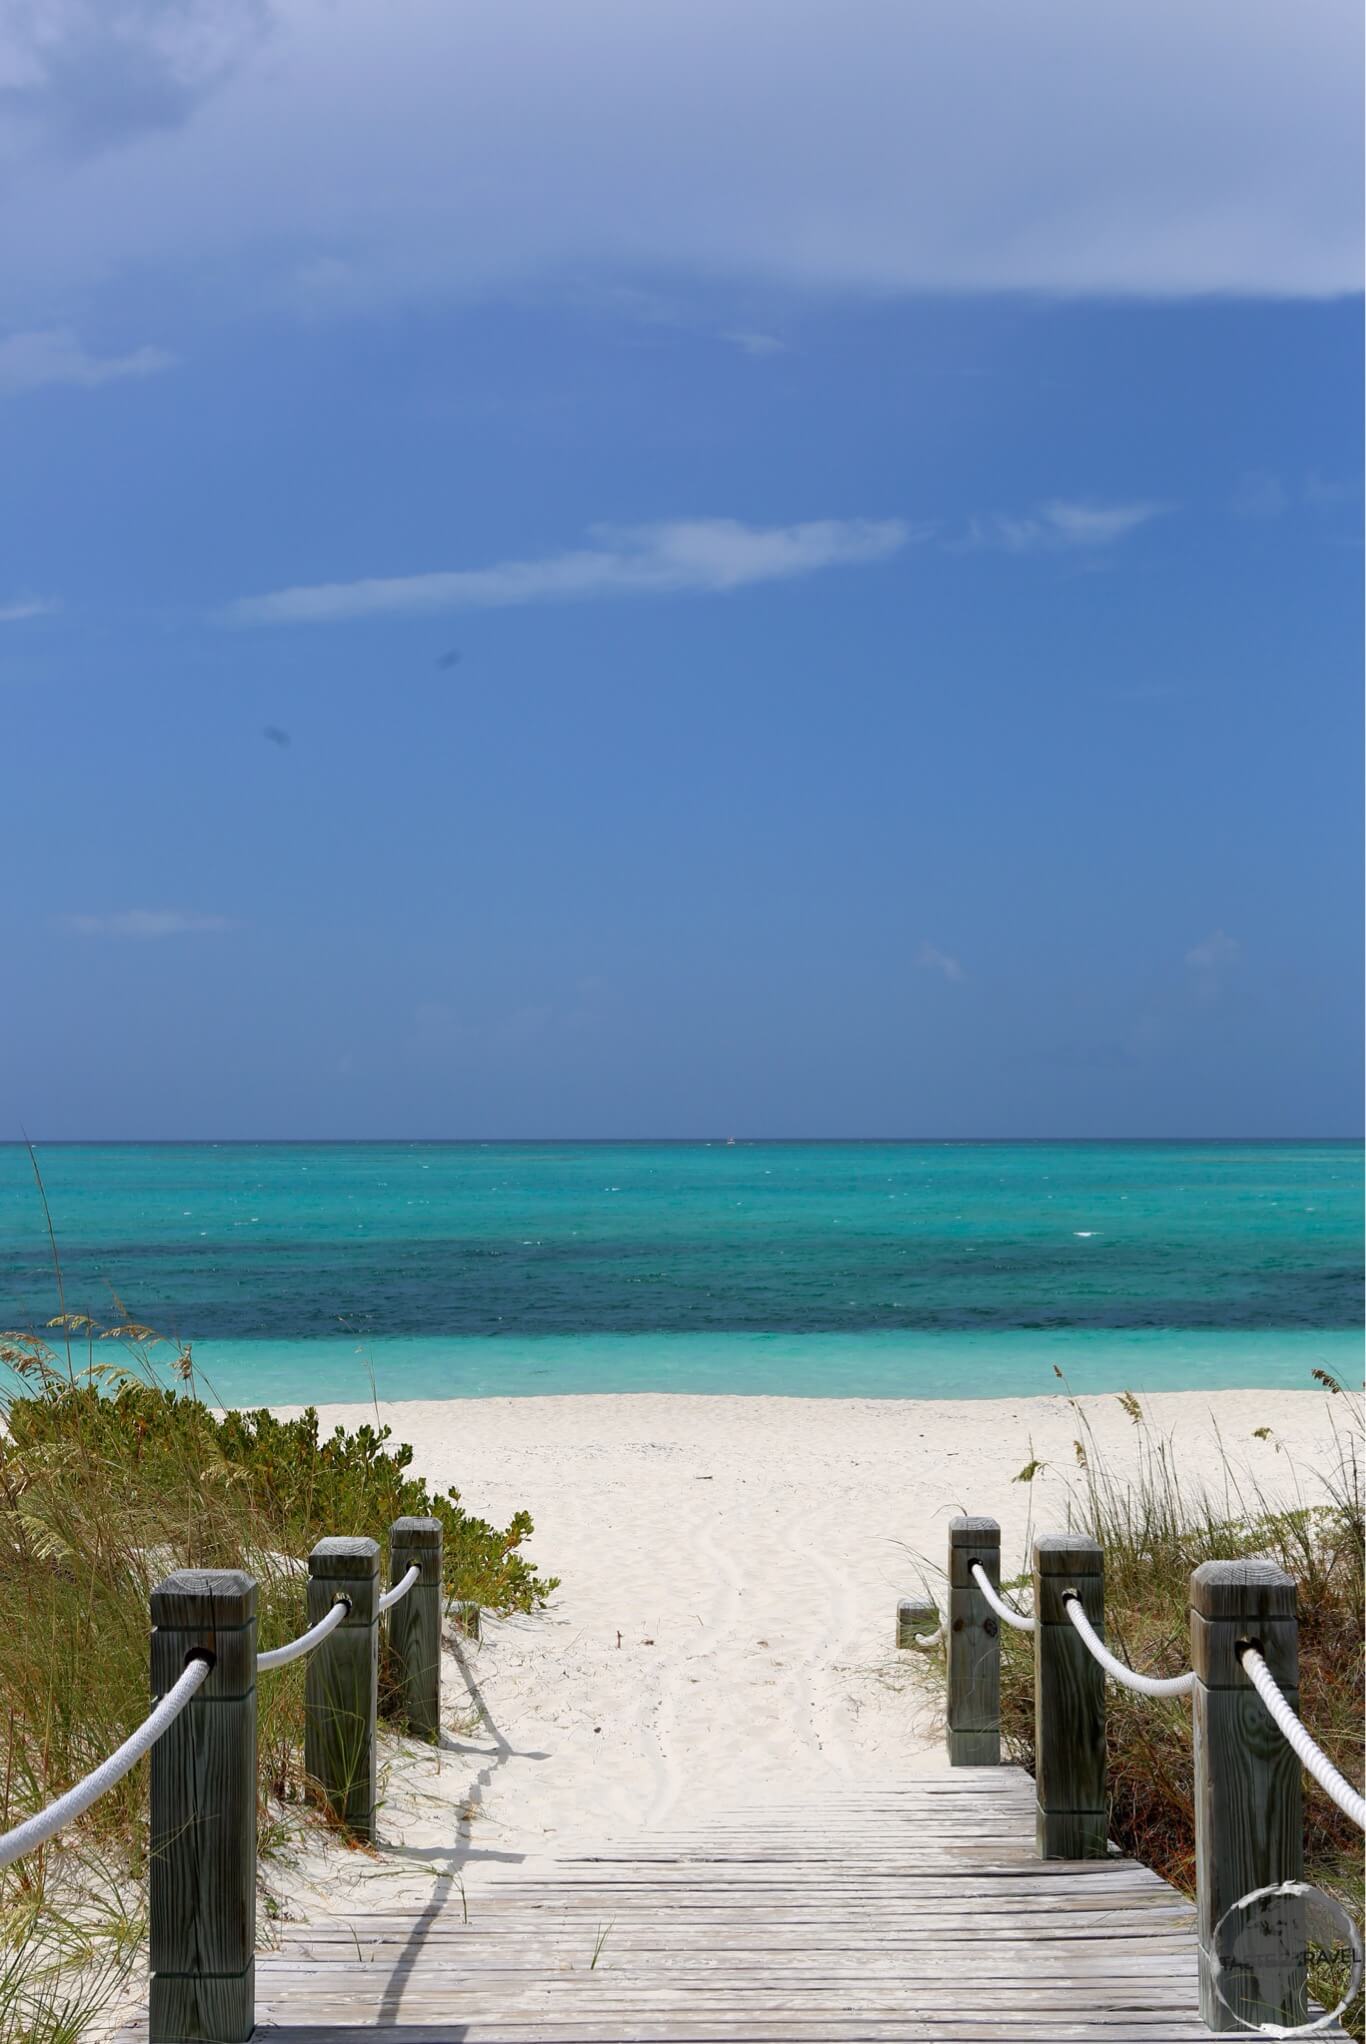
(0, 1311, 558, 2031)
(999, 1377, 1363, 2039)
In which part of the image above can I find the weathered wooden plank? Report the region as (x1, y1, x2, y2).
(249, 2016, 1222, 2040)
(274, 1910, 1195, 1930)
(260, 1970, 1202, 1986)
(274, 1945, 1194, 1965)
(256, 1972, 1203, 1992)
(278, 1894, 1192, 1918)
(251, 2010, 1210, 2028)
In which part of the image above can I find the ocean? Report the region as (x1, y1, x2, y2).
(0, 1141, 1359, 1406)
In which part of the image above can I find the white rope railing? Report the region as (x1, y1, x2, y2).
(376, 1563, 420, 1616)
(256, 1562, 417, 1672)
(1061, 1592, 1196, 1698)
(257, 1596, 349, 1672)
(0, 1653, 211, 1870)
(1239, 1644, 1366, 1831)
(904, 1620, 945, 1650)
(970, 1560, 1036, 1632)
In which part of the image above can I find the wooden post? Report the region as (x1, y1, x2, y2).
(1033, 1534, 1107, 1859)
(149, 1569, 257, 2044)
(1191, 1560, 1304, 2034)
(305, 1535, 379, 1840)
(389, 1516, 444, 1740)
(896, 1595, 938, 1648)
(946, 1516, 1000, 1765)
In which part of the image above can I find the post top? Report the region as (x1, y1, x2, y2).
(1035, 1533, 1103, 1574)
(391, 1516, 442, 1543)
(1190, 1558, 1297, 1619)
(310, 1535, 380, 1578)
(897, 1594, 938, 1617)
(152, 1568, 257, 1627)
(949, 1515, 1000, 1543)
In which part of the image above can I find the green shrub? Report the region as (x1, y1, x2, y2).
(0, 1312, 557, 2009)
(5, 1370, 552, 1619)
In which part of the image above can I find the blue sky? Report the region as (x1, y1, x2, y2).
(1, 2, 1361, 1139)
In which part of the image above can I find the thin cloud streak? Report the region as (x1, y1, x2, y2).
(0, 329, 175, 398)
(723, 331, 787, 357)
(227, 517, 918, 626)
(916, 942, 966, 984)
(968, 499, 1166, 553)
(0, 597, 58, 622)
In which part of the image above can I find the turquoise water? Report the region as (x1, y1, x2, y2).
(0, 1142, 1359, 1405)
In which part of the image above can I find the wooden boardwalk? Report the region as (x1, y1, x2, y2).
(226, 1768, 1240, 2041)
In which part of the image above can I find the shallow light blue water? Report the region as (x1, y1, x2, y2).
(0, 1142, 1359, 1404)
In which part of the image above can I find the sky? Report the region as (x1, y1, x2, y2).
(1, 0, 1362, 1140)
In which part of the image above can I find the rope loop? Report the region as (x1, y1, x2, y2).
(1061, 1592, 1195, 1698)
(903, 1620, 945, 1650)
(257, 1595, 350, 1672)
(376, 1563, 421, 1616)
(969, 1560, 1036, 1632)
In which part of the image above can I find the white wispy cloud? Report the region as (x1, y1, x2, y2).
(1185, 929, 1240, 1002)
(60, 910, 236, 939)
(723, 331, 787, 358)
(1185, 930, 1239, 973)
(1231, 471, 1362, 520)
(227, 517, 916, 626)
(0, 329, 175, 398)
(970, 500, 1166, 554)
(0, 597, 58, 622)
(916, 942, 965, 984)
(1, 7, 1357, 307)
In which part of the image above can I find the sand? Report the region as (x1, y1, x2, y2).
(263, 1385, 1347, 1927)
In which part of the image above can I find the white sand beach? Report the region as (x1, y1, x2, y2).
(84, 1382, 1352, 2039)
(267, 1387, 1347, 1925)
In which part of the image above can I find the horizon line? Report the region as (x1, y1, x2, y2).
(2, 1135, 1361, 1149)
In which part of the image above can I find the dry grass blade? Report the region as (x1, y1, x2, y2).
(996, 1380, 1364, 2040)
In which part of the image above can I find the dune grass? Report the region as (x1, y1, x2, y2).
(995, 1374, 1363, 2039)
(0, 1311, 557, 2037)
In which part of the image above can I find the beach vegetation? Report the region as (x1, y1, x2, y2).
(0, 1312, 557, 2035)
(1000, 1378, 1363, 2039)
